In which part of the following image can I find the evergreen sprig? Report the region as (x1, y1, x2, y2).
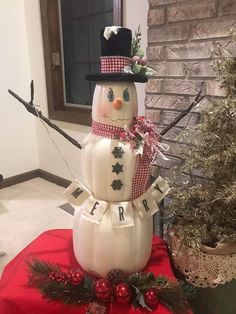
(131, 25, 142, 57)
(128, 272, 156, 288)
(28, 258, 59, 276)
(40, 280, 94, 305)
(158, 284, 189, 314)
(128, 272, 169, 290)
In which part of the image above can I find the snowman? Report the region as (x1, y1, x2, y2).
(65, 27, 169, 277)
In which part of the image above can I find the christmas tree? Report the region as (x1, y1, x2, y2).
(165, 36, 236, 251)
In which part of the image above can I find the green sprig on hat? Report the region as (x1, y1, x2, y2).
(130, 25, 155, 76)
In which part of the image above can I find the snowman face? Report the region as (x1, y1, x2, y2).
(92, 82, 138, 128)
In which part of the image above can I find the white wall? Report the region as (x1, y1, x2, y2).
(0, 0, 39, 178)
(3, 0, 148, 181)
(24, 0, 90, 182)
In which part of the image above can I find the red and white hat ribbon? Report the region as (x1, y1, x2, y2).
(101, 56, 132, 73)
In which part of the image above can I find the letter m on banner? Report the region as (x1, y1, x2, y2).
(71, 187, 83, 198)
(64, 179, 90, 206)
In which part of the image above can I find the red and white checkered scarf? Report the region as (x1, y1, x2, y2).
(91, 120, 123, 139)
(91, 120, 152, 200)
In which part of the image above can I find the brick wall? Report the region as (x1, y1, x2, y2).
(146, 0, 236, 179)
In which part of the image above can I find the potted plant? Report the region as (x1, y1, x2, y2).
(164, 36, 236, 289)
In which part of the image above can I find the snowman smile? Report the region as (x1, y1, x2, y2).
(103, 114, 131, 122)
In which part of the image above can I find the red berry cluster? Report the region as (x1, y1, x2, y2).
(49, 271, 84, 286)
(94, 279, 132, 304)
(94, 279, 159, 308)
(132, 55, 147, 66)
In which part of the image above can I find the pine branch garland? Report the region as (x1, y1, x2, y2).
(27, 259, 190, 313)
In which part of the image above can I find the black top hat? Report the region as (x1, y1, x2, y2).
(86, 27, 148, 83)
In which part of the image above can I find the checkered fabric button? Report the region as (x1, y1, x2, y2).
(101, 56, 132, 73)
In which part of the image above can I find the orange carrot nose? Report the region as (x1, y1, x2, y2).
(112, 97, 123, 110)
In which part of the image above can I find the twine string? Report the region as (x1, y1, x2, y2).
(34, 104, 76, 180)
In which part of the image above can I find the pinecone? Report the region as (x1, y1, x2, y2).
(86, 302, 106, 314)
(107, 269, 126, 284)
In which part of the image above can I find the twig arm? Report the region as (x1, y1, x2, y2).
(8, 87, 82, 150)
(160, 82, 206, 136)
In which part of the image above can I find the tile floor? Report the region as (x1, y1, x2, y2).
(0, 178, 73, 275)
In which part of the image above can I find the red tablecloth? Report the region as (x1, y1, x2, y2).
(0, 229, 190, 314)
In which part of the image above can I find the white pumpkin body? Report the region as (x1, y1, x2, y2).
(73, 204, 153, 277)
(73, 82, 153, 277)
(81, 135, 136, 202)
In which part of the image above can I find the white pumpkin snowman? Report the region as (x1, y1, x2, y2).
(69, 27, 168, 277)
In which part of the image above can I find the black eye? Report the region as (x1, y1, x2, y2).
(123, 88, 130, 102)
(108, 88, 114, 102)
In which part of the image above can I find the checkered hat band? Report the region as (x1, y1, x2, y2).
(101, 56, 132, 73)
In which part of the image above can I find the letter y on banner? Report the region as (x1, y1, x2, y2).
(151, 176, 170, 202)
(133, 176, 170, 219)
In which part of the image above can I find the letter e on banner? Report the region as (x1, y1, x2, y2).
(82, 196, 109, 224)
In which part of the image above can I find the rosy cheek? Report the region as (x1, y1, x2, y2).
(93, 106, 104, 118)
(100, 103, 112, 117)
(99, 109, 106, 117)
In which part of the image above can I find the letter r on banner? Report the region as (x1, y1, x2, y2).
(110, 202, 134, 228)
(82, 196, 109, 224)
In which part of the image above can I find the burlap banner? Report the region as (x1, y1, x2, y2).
(64, 176, 170, 228)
